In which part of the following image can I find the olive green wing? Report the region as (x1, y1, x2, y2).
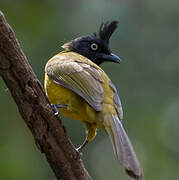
(45, 57, 104, 111)
(109, 80, 123, 120)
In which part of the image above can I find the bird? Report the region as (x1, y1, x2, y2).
(44, 21, 144, 180)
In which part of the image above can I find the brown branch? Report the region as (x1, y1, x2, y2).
(0, 11, 92, 180)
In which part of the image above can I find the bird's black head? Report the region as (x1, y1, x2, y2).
(62, 21, 121, 65)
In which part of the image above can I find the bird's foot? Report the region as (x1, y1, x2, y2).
(75, 147, 83, 159)
(52, 104, 67, 116)
(75, 140, 89, 158)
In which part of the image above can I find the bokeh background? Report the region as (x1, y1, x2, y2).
(0, 0, 179, 179)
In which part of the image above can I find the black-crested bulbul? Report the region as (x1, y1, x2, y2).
(44, 21, 144, 180)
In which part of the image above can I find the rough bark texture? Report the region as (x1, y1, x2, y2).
(0, 11, 92, 180)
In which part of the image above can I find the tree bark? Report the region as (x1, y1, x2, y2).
(0, 11, 92, 180)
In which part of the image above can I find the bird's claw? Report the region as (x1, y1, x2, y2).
(54, 111, 59, 116)
(52, 104, 67, 116)
(76, 148, 83, 159)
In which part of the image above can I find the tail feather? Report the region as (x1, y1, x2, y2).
(104, 114, 144, 180)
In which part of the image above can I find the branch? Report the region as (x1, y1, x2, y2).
(0, 11, 92, 180)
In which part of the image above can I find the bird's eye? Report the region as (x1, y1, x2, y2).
(90, 43, 98, 51)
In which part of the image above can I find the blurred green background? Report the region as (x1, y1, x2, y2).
(0, 0, 179, 179)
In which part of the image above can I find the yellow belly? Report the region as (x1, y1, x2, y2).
(44, 74, 102, 126)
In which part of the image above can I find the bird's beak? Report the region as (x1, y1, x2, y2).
(101, 53, 121, 64)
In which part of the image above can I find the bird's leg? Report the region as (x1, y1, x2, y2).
(76, 139, 89, 156)
(76, 122, 97, 157)
(52, 104, 67, 116)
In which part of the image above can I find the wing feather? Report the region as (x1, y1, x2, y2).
(109, 80, 123, 120)
(45, 53, 104, 111)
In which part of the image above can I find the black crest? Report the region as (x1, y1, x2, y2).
(98, 21, 118, 43)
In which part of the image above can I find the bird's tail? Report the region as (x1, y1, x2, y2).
(104, 114, 144, 180)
